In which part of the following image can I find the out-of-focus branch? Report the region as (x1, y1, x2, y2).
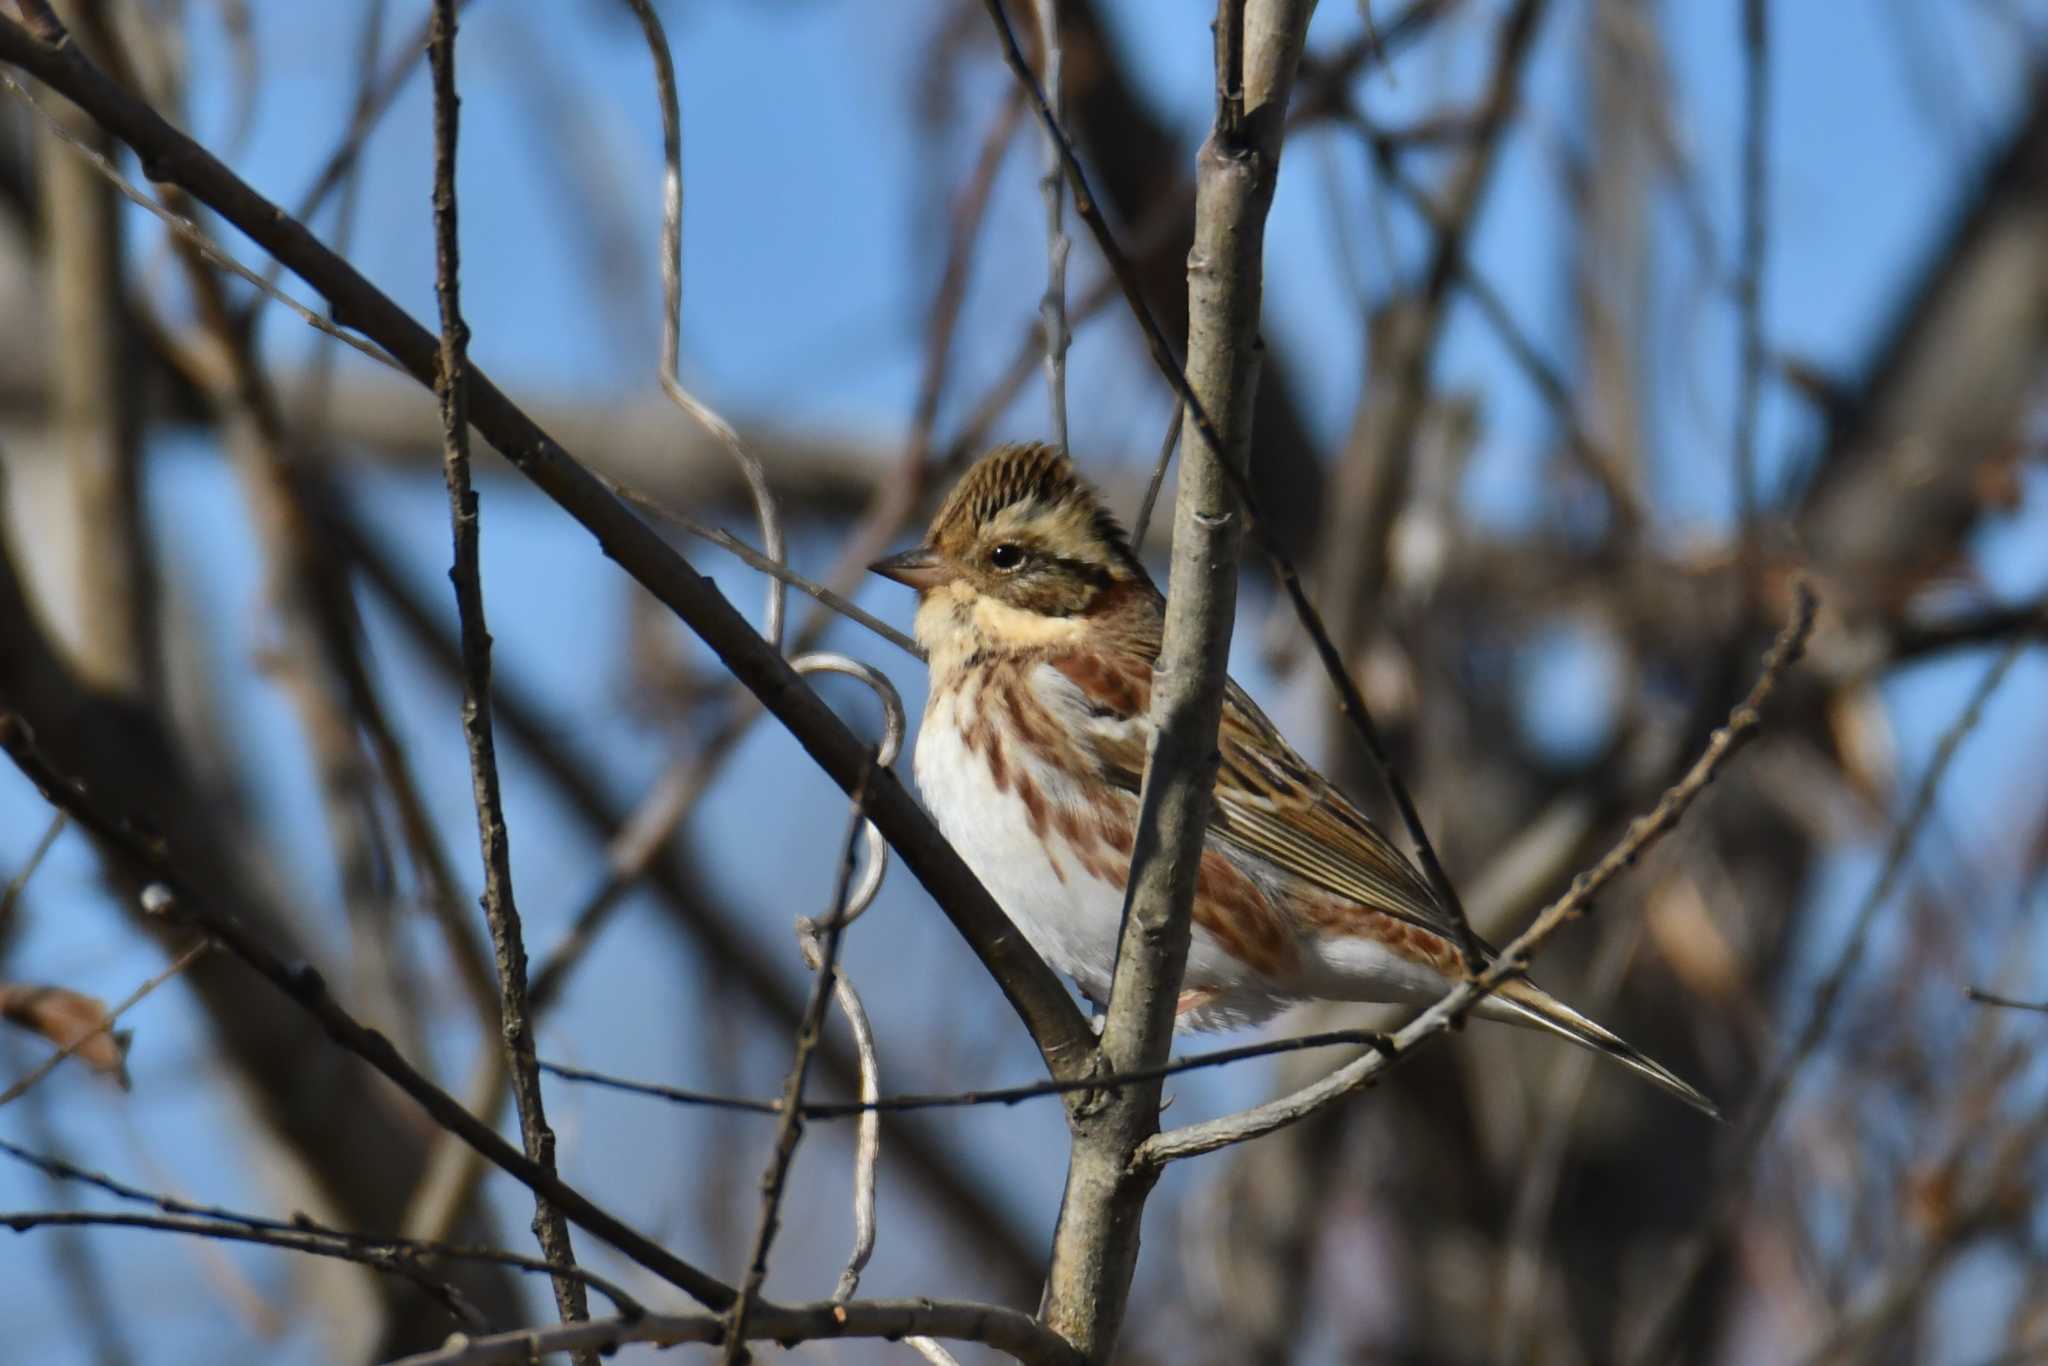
(1733, 0, 1771, 560)
(0, 8, 1100, 1084)
(1317, 0, 1553, 649)
(1034, 0, 1072, 452)
(34, 58, 157, 699)
(1627, 628, 2024, 1363)
(1038, 3, 1315, 1359)
(1797, 74, 2048, 585)
(0, 444, 525, 1347)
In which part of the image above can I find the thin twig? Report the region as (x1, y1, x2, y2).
(0, 937, 209, 1107)
(1138, 585, 1815, 1166)
(0, 1135, 645, 1316)
(788, 655, 904, 1301)
(722, 762, 874, 1363)
(0, 1210, 485, 1328)
(1963, 987, 2048, 1015)
(606, 477, 919, 657)
(0, 810, 64, 930)
(1035, 0, 1071, 454)
(426, 3, 591, 1340)
(540, 1025, 1399, 1118)
(1132, 404, 1183, 550)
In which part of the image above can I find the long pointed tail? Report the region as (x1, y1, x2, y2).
(1492, 980, 1722, 1120)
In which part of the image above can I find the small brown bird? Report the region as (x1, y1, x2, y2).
(873, 443, 1717, 1117)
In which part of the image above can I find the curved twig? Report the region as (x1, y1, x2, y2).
(618, 0, 786, 651)
(789, 653, 903, 1301)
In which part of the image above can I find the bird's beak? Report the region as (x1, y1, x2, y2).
(868, 546, 956, 592)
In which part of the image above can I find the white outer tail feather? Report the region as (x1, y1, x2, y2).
(1494, 982, 1723, 1120)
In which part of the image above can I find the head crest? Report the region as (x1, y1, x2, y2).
(929, 443, 1136, 564)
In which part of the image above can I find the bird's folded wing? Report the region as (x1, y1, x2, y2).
(1041, 655, 1461, 943)
(1211, 680, 1460, 941)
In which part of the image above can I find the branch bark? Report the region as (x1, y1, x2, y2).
(387, 1298, 1085, 1366)
(1036, 3, 1315, 1358)
(424, 2, 591, 1344)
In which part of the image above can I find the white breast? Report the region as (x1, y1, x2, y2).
(911, 679, 1128, 1007)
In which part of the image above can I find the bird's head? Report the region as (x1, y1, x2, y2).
(870, 443, 1148, 659)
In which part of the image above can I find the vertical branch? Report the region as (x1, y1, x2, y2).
(424, 1, 591, 1342)
(36, 71, 157, 699)
(1037, 2, 1317, 1358)
(1035, 0, 1071, 452)
(1315, 0, 1548, 642)
(1733, 0, 1769, 561)
(720, 771, 871, 1363)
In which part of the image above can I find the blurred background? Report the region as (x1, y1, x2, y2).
(2, 1, 2047, 1362)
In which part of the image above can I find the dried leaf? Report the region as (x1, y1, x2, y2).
(0, 983, 132, 1087)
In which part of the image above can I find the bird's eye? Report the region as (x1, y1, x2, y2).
(988, 544, 1025, 571)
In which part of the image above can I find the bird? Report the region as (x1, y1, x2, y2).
(871, 442, 1718, 1118)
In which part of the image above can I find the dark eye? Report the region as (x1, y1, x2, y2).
(988, 543, 1025, 571)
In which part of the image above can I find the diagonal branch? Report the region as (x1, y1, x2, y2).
(0, 11, 1099, 1087)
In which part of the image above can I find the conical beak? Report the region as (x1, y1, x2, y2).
(868, 546, 956, 592)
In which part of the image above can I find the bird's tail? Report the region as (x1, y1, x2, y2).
(1491, 979, 1722, 1120)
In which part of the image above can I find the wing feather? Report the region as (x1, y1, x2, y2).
(1039, 653, 1462, 943)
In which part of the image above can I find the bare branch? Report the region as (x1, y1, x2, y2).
(386, 1299, 1085, 1366)
(425, 3, 590, 1338)
(539, 1025, 1399, 1120)
(1, 1210, 486, 1328)
(0, 1135, 646, 1317)
(722, 766, 872, 1362)
(0, 811, 63, 932)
